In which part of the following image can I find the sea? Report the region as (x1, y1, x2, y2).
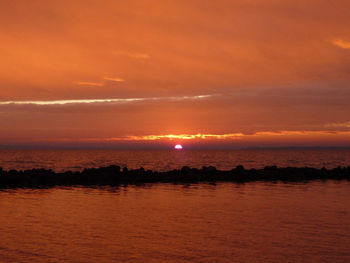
(1, 148, 350, 262)
(0, 148, 350, 172)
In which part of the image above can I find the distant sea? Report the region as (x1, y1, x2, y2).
(0, 148, 349, 172)
(1, 148, 350, 262)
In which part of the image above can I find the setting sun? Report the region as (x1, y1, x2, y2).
(1, 1, 350, 262)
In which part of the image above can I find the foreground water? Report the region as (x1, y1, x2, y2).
(0, 148, 350, 171)
(1, 181, 350, 262)
(1, 149, 350, 262)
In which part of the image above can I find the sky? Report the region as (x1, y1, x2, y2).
(1, 0, 350, 148)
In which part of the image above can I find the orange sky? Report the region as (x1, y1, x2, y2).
(1, 0, 350, 148)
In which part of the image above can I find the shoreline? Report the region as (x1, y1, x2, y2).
(1, 165, 350, 188)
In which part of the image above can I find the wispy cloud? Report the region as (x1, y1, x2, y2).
(77, 76, 125, 86)
(76, 81, 103, 87)
(325, 121, 350, 128)
(114, 51, 150, 59)
(0, 94, 217, 106)
(106, 133, 245, 141)
(126, 53, 150, 59)
(103, 77, 125, 82)
(123, 131, 350, 140)
(48, 130, 350, 143)
(331, 39, 350, 49)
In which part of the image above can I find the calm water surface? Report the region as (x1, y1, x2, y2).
(1, 181, 350, 262)
(0, 149, 349, 171)
(1, 149, 350, 262)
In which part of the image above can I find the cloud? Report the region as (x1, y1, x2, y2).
(331, 39, 350, 49)
(0, 94, 216, 106)
(103, 77, 125, 82)
(127, 53, 150, 59)
(325, 121, 350, 128)
(76, 81, 103, 87)
(115, 51, 150, 59)
(113, 133, 245, 141)
(77, 77, 125, 88)
(50, 130, 350, 143)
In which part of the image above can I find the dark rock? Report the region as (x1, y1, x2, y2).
(0, 165, 349, 189)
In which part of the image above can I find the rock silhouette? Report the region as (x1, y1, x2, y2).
(0, 165, 349, 188)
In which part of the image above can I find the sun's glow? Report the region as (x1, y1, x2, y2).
(34, 131, 350, 144)
(124, 133, 245, 141)
(174, 144, 183, 149)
